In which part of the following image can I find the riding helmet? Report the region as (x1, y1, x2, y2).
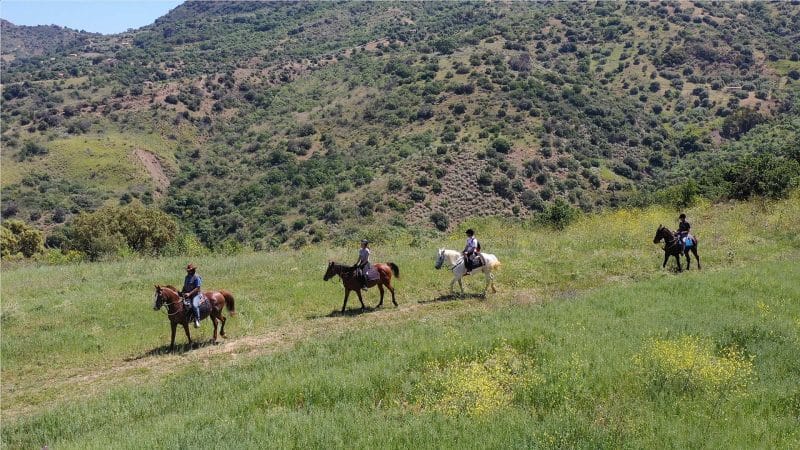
(465, 229, 474, 236)
(186, 263, 197, 271)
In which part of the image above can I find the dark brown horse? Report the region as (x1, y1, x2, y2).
(153, 285, 236, 351)
(323, 262, 400, 313)
(653, 225, 701, 272)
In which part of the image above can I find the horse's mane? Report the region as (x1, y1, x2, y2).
(331, 262, 355, 272)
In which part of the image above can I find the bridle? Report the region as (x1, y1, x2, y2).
(155, 289, 186, 317)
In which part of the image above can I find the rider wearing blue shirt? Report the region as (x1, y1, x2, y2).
(181, 263, 202, 328)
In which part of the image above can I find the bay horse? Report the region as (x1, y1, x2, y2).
(323, 262, 399, 313)
(653, 225, 701, 272)
(435, 249, 501, 295)
(153, 285, 236, 351)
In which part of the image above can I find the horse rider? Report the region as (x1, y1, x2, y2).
(462, 228, 482, 274)
(676, 213, 691, 252)
(181, 263, 203, 328)
(354, 239, 371, 290)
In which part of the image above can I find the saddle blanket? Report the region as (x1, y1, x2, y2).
(465, 255, 484, 271)
(363, 267, 381, 282)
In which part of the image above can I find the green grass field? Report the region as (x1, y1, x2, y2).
(2, 195, 799, 448)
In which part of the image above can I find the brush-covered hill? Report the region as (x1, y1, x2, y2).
(2, 1, 800, 250)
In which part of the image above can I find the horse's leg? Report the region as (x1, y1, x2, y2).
(387, 280, 397, 307)
(169, 321, 178, 351)
(674, 253, 682, 272)
(482, 270, 491, 296)
(211, 313, 219, 343)
(182, 322, 193, 347)
(376, 284, 385, 307)
(489, 271, 497, 294)
(685, 250, 691, 270)
(355, 289, 366, 310)
(662, 252, 669, 269)
(341, 289, 351, 313)
(219, 313, 227, 338)
(693, 247, 701, 270)
(449, 274, 457, 293)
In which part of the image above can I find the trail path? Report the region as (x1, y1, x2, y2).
(2, 288, 541, 421)
(133, 148, 169, 197)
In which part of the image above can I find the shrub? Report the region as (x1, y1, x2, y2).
(721, 108, 765, 140)
(1, 219, 44, 258)
(540, 198, 578, 229)
(430, 212, 449, 231)
(491, 137, 512, 154)
(71, 202, 179, 260)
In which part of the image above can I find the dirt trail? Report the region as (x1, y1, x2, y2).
(133, 148, 169, 197)
(1, 288, 541, 421)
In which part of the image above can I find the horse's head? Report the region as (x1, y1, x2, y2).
(435, 248, 445, 270)
(323, 261, 336, 281)
(153, 285, 178, 310)
(653, 225, 668, 244)
(153, 285, 165, 310)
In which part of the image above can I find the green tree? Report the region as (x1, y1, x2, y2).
(1, 219, 44, 258)
(72, 202, 179, 260)
(540, 199, 578, 230)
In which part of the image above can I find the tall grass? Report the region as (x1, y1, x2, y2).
(2, 195, 799, 447)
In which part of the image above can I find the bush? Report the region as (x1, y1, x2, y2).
(1, 219, 44, 258)
(722, 154, 800, 200)
(430, 212, 449, 231)
(539, 199, 578, 229)
(721, 108, 765, 140)
(491, 138, 512, 154)
(71, 202, 179, 260)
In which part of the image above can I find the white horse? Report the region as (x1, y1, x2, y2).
(435, 248, 500, 295)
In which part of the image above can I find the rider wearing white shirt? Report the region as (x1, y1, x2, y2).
(462, 229, 482, 274)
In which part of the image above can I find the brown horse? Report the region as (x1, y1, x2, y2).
(153, 285, 236, 351)
(323, 262, 399, 313)
(653, 225, 701, 272)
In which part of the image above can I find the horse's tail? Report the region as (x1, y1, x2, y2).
(388, 262, 400, 279)
(221, 290, 236, 316)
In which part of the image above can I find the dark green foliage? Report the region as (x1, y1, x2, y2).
(429, 211, 449, 231)
(71, 202, 179, 260)
(721, 108, 765, 140)
(540, 198, 578, 229)
(720, 154, 800, 200)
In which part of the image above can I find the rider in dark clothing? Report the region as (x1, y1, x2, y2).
(677, 214, 691, 252)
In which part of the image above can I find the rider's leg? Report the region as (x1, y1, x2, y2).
(192, 295, 201, 327)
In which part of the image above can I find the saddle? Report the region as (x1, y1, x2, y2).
(464, 254, 484, 271)
(183, 294, 211, 319)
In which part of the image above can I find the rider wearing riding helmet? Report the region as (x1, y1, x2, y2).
(181, 263, 202, 328)
(354, 239, 371, 290)
(677, 213, 691, 251)
(462, 229, 482, 274)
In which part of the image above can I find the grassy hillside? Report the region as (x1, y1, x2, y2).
(2, 195, 799, 447)
(2, 1, 799, 249)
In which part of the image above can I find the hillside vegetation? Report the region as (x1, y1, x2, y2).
(2, 1, 800, 252)
(2, 194, 799, 447)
